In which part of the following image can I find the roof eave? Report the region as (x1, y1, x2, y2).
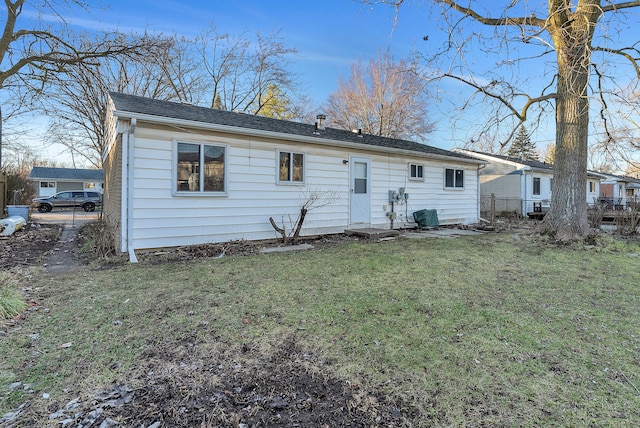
(113, 109, 485, 165)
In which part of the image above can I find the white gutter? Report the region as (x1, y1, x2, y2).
(126, 118, 138, 263)
(112, 110, 486, 166)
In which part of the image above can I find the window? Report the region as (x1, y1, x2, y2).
(533, 177, 541, 195)
(353, 161, 368, 194)
(278, 151, 304, 183)
(409, 163, 424, 180)
(589, 181, 596, 193)
(176, 142, 226, 193)
(85, 182, 96, 189)
(445, 168, 464, 188)
(40, 182, 55, 188)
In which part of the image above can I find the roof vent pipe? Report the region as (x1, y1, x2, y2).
(316, 114, 326, 130)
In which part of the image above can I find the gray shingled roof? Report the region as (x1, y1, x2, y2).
(109, 92, 479, 163)
(29, 167, 104, 181)
(464, 150, 610, 180)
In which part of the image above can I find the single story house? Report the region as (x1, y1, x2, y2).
(104, 92, 485, 261)
(29, 167, 104, 197)
(456, 150, 601, 216)
(596, 172, 640, 208)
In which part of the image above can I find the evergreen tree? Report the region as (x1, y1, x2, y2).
(255, 84, 294, 119)
(507, 126, 539, 161)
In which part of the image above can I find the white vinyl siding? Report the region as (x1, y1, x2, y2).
(123, 126, 480, 250)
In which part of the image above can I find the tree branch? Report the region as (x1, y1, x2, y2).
(592, 45, 640, 79)
(438, 0, 546, 28)
(601, 1, 640, 12)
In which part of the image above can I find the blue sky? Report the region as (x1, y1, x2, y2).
(73, 0, 558, 150)
(83, 0, 429, 107)
(9, 1, 640, 167)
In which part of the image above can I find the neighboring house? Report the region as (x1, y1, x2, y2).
(104, 92, 485, 261)
(456, 150, 554, 216)
(29, 167, 104, 197)
(597, 173, 640, 208)
(457, 150, 601, 216)
(586, 172, 603, 206)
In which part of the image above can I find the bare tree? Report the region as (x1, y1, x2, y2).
(0, 0, 161, 168)
(41, 35, 201, 167)
(196, 25, 300, 116)
(0, 0, 157, 97)
(323, 50, 434, 141)
(370, 1, 640, 241)
(542, 143, 556, 165)
(593, 88, 640, 172)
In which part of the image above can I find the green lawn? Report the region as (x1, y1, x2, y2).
(2, 232, 640, 426)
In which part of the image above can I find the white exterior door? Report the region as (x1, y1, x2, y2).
(349, 156, 371, 224)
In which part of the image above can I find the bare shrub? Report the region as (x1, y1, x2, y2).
(79, 219, 117, 259)
(615, 209, 640, 235)
(588, 204, 607, 229)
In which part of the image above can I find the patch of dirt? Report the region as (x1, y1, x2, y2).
(0, 223, 62, 270)
(12, 336, 415, 427)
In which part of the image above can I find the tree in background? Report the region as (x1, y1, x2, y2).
(0, 0, 158, 168)
(507, 126, 539, 161)
(38, 26, 308, 167)
(592, 89, 640, 173)
(542, 143, 556, 165)
(322, 50, 434, 141)
(370, 1, 640, 241)
(197, 26, 302, 117)
(41, 36, 199, 168)
(256, 84, 294, 120)
(2, 148, 60, 205)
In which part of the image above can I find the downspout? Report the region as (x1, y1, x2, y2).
(522, 171, 527, 216)
(126, 118, 138, 263)
(477, 164, 489, 223)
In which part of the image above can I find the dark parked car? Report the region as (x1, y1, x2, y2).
(33, 190, 102, 213)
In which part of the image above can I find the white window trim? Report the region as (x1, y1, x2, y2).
(173, 140, 228, 196)
(276, 149, 306, 185)
(408, 163, 425, 181)
(444, 167, 465, 190)
(532, 177, 541, 196)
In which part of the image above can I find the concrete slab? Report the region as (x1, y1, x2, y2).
(31, 210, 100, 227)
(260, 243, 315, 254)
(344, 228, 400, 239)
(404, 228, 486, 239)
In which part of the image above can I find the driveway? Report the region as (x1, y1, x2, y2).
(27, 209, 101, 273)
(30, 209, 101, 227)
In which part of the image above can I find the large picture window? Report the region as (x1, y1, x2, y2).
(445, 168, 464, 188)
(278, 151, 304, 183)
(176, 142, 226, 193)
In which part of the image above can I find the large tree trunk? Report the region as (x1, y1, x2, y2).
(543, 1, 599, 241)
(544, 66, 590, 240)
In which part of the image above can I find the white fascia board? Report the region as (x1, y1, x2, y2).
(455, 149, 530, 170)
(113, 110, 486, 166)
